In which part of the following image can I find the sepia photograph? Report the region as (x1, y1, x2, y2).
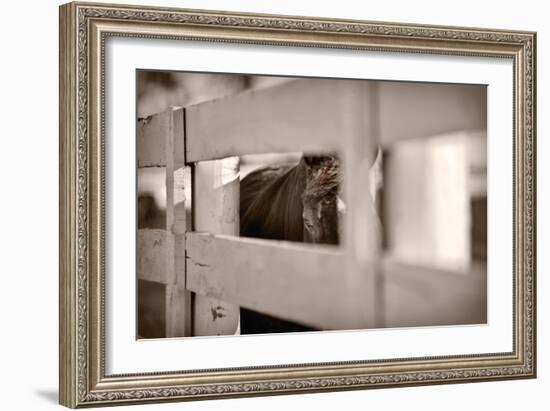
(136, 71, 488, 338)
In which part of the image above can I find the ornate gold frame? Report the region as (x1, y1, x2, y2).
(59, 1, 536, 408)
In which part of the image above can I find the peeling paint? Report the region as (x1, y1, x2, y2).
(138, 114, 153, 125)
(211, 305, 226, 321)
(187, 255, 210, 268)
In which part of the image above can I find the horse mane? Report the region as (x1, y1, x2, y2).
(240, 161, 307, 242)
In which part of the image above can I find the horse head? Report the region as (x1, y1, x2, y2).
(301, 155, 343, 245)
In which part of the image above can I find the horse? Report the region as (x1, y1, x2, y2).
(238, 154, 343, 334)
(239, 151, 383, 334)
(240, 155, 342, 244)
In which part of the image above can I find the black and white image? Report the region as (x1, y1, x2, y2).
(136, 71, 487, 338)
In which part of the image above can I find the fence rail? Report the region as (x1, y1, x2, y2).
(186, 233, 368, 330)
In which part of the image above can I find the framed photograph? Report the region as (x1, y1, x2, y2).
(59, 1, 537, 408)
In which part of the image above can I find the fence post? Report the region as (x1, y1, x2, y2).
(342, 80, 382, 329)
(192, 158, 241, 336)
(137, 109, 174, 339)
(165, 107, 193, 337)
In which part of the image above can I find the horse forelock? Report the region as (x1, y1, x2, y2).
(302, 157, 341, 201)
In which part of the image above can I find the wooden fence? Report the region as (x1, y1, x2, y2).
(137, 78, 487, 337)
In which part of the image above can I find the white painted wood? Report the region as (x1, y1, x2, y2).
(341, 81, 381, 328)
(137, 107, 184, 168)
(165, 108, 191, 337)
(167, 234, 192, 337)
(137, 107, 190, 337)
(171, 107, 186, 170)
(380, 260, 487, 327)
(137, 110, 169, 168)
(378, 82, 486, 146)
(186, 233, 375, 330)
(185, 79, 485, 162)
(192, 159, 241, 336)
(185, 79, 354, 162)
(384, 132, 472, 272)
(185, 231, 486, 329)
(137, 229, 173, 285)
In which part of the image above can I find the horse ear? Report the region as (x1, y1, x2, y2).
(303, 154, 340, 167)
(303, 155, 331, 167)
(303, 155, 319, 166)
(368, 147, 384, 202)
